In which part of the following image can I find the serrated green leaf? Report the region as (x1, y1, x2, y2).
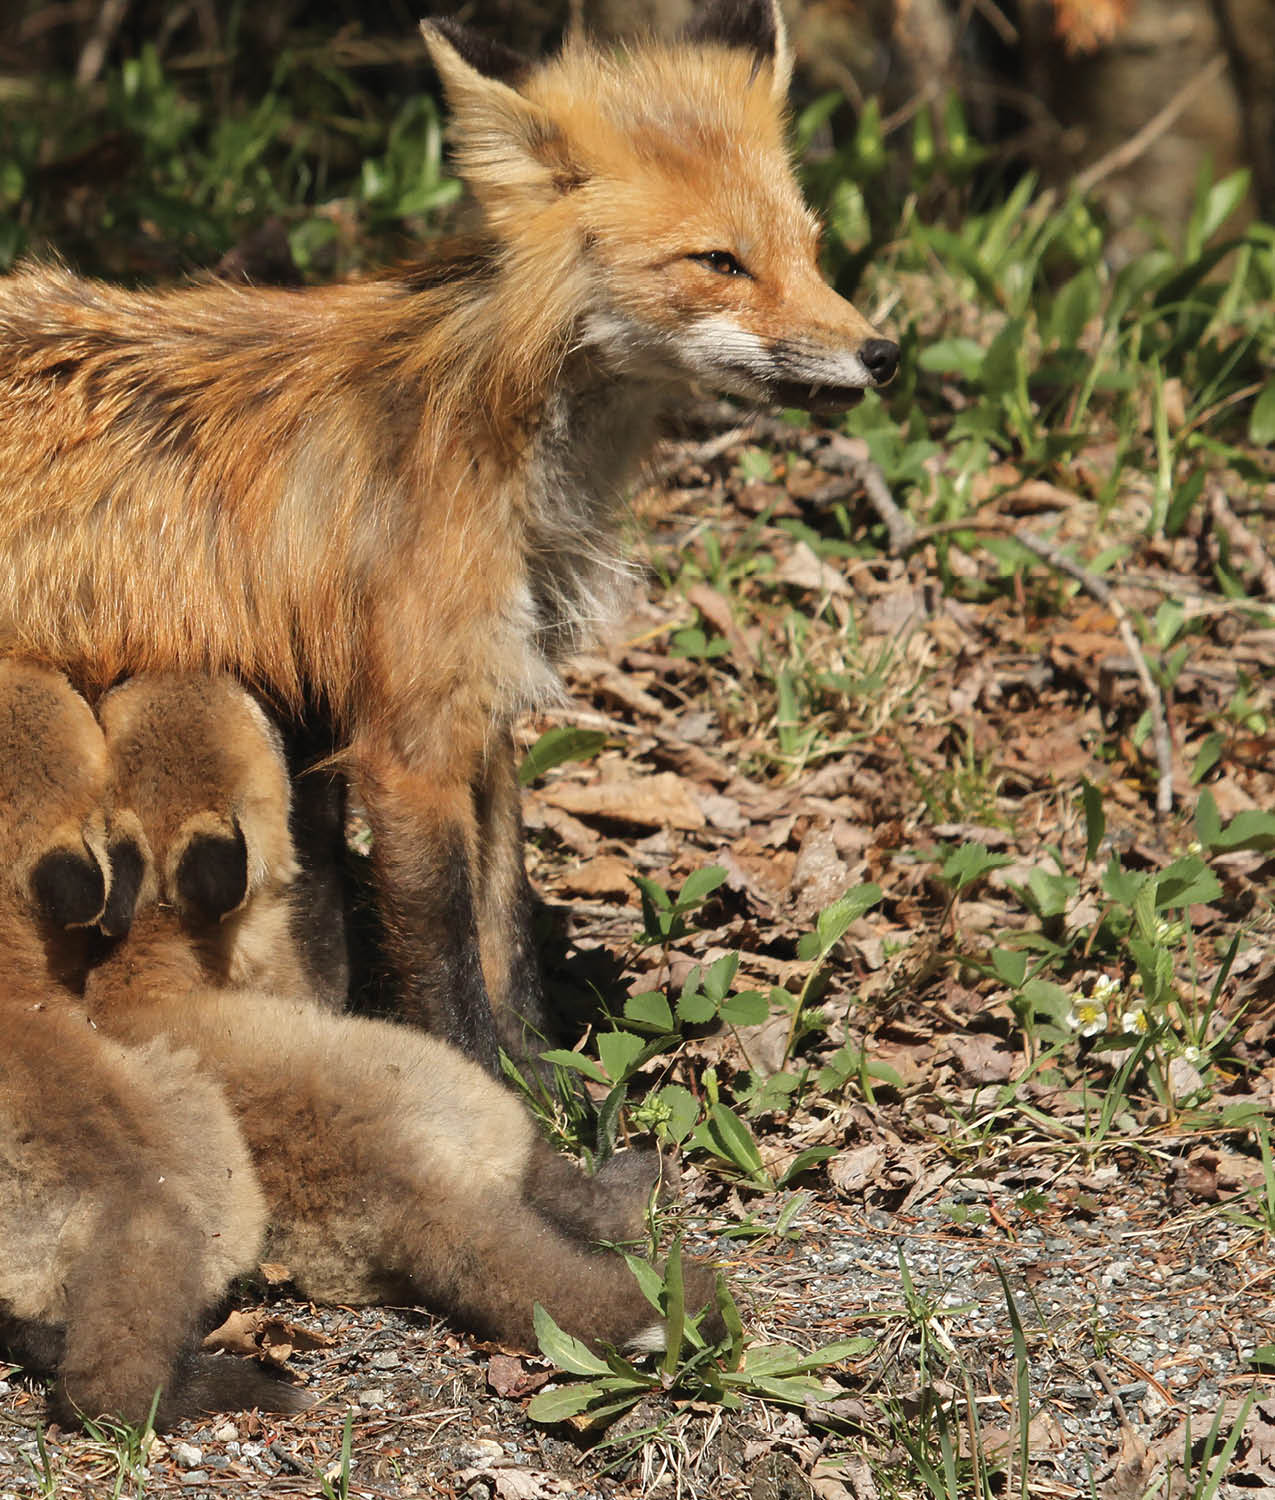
(1154, 856, 1221, 910)
(533, 1304, 612, 1376)
(518, 726, 608, 785)
(1102, 856, 1143, 908)
(596, 1029, 645, 1083)
(676, 988, 717, 1025)
(813, 882, 883, 956)
(594, 1080, 627, 1159)
(702, 951, 740, 1003)
(990, 947, 1028, 988)
(719, 990, 770, 1026)
(1195, 786, 1222, 846)
(941, 842, 1013, 893)
(1207, 808, 1275, 853)
(624, 991, 674, 1030)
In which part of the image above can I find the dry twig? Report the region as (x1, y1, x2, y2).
(1207, 476, 1275, 598)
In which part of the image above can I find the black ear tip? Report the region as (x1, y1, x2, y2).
(100, 839, 146, 938)
(175, 823, 249, 922)
(31, 849, 106, 929)
(426, 17, 531, 84)
(683, 0, 779, 59)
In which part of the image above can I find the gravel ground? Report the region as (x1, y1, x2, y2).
(2, 1143, 1270, 1499)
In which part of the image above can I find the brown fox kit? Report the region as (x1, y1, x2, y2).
(0, 0, 898, 1071)
(89, 673, 717, 1355)
(0, 662, 302, 1429)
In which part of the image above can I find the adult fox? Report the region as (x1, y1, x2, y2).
(0, 0, 898, 1069)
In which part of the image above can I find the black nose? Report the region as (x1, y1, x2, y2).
(860, 338, 900, 386)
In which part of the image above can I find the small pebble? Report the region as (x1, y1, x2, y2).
(178, 1472, 209, 1486)
(173, 1442, 202, 1469)
(457, 1438, 505, 1466)
(370, 1350, 401, 1370)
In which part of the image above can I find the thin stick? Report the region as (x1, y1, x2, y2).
(1012, 530, 1175, 822)
(1072, 53, 1229, 198)
(75, 0, 132, 86)
(850, 462, 1175, 820)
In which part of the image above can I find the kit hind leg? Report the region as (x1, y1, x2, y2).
(49, 1198, 305, 1429)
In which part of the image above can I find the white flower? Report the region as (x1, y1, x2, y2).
(1121, 1007, 1149, 1035)
(1069, 997, 1107, 1037)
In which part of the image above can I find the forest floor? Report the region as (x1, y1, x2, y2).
(1, 402, 1273, 1500)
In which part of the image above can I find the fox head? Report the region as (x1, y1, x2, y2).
(421, 0, 899, 414)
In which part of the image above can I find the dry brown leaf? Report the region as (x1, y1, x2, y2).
(538, 771, 706, 830)
(790, 825, 852, 923)
(556, 854, 633, 897)
(203, 1308, 331, 1364)
(947, 1032, 1015, 1084)
(775, 540, 852, 596)
(486, 1354, 551, 1400)
(829, 1143, 887, 1197)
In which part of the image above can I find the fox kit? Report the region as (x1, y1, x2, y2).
(89, 674, 716, 1354)
(0, 0, 898, 1072)
(0, 662, 301, 1429)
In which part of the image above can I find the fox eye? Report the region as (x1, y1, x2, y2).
(689, 250, 750, 278)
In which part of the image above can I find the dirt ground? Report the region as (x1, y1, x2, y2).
(2, 411, 1273, 1499)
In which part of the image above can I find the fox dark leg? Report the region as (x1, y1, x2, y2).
(396, 1191, 682, 1353)
(51, 1197, 300, 1429)
(353, 748, 501, 1073)
(281, 713, 352, 1012)
(473, 731, 551, 1063)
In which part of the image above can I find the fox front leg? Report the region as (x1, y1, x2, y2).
(353, 746, 502, 1073)
(473, 729, 551, 1064)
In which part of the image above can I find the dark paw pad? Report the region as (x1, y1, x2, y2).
(30, 848, 106, 929)
(175, 822, 248, 921)
(100, 839, 146, 937)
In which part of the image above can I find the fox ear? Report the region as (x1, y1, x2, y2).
(423, 18, 531, 86)
(684, 0, 792, 98)
(420, 20, 586, 205)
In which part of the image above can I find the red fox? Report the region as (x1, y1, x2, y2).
(0, 0, 898, 1070)
(0, 662, 302, 1429)
(87, 673, 718, 1354)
